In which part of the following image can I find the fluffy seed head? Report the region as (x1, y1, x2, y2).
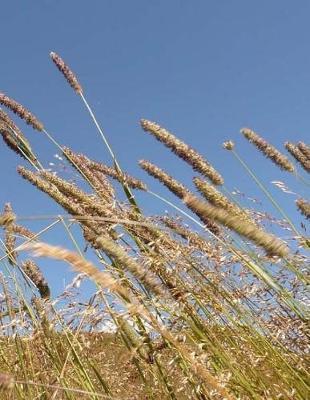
(26, 242, 130, 300)
(285, 142, 310, 172)
(139, 159, 189, 199)
(0, 211, 15, 227)
(297, 141, 310, 160)
(296, 198, 310, 220)
(0, 109, 23, 138)
(139, 160, 221, 234)
(22, 259, 50, 299)
(88, 158, 147, 191)
(0, 123, 27, 160)
(3, 203, 16, 266)
(241, 128, 294, 172)
(223, 140, 235, 150)
(96, 235, 166, 297)
(62, 147, 115, 201)
(140, 119, 224, 185)
(0, 93, 43, 131)
(0, 122, 38, 165)
(184, 194, 289, 257)
(50, 52, 83, 94)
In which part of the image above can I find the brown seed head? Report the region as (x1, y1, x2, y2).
(50, 52, 83, 94)
(223, 140, 235, 150)
(193, 176, 254, 226)
(285, 142, 310, 173)
(296, 198, 310, 220)
(297, 141, 310, 160)
(140, 119, 224, 185)
(62, 147, 115, 201)
(96, 235, 166, 297)
(0, 109, 24, 138)
(0, 123, 27, 161)
(3, 203, 16, 266)
(139, 160, 221, 234)
(139, 159, 189, 199)
(0, 122, 38, 165)
(0, 210, 15, 227)
(27, 242, 130, 300)
(0, 93, 43, 131)
(241, 128, 294, 172)
(18, 166, 107, 237)
(184, 194, 289, 257)
(12, 224, 36, 240)
(22, 259, 50, 299)
(88, 158, 147, 190)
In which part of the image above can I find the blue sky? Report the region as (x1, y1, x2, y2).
(0, 1, 309, 296)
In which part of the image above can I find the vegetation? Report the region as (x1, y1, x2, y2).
(0, 53, 308, 399)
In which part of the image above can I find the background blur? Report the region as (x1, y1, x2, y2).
(1, 0, 309, 295)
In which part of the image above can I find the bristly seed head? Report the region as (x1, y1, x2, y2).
(223, 140, 235, 150)
(140, 119, 224, 185)
(241, 128, 294, 172)
(0, 93, 43, 131)
(297, 141, 310, 160)
(22, 259, 51, 299)
(3, 203, 17, 266)
(184, 194, 289, 257)
(0, 109, 24, 138)
(285, 142, 310, 173)
(139, 159, 189, 199)
(296, 198, 310, 220)
(50, 52, 83, 94)
(138, 160, 221, 234)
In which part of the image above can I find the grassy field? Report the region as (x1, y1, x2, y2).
(0, 52, 308, 399)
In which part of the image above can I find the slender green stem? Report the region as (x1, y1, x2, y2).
(232, 149, 301, 237)
(79, 93, 141, 213)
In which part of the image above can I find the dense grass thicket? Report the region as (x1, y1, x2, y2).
(0, 53, 309, 399)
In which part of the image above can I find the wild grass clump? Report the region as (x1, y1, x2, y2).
(0, 52, 308, 399)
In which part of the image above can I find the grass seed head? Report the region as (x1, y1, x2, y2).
(0, 109, 24, 138)
(139, 159, 189, 199)
(297, 141, 310, 160)
(140, 119, 224, 185)
(96, 235, 167, 297)
(0, 93, 43, 131)
(223, 140, 235, 150)
(22, 259, 50, 299)
(296, 198, 310, 220)
(241, 128, 294, 172)
(285, 142, 310, 172)
(184, 194, 289, 257)
(50, 51, 83, 94)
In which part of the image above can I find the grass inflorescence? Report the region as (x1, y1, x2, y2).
(0, 52, 308, 400)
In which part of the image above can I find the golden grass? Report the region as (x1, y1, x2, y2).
(0, 52, 308, 399)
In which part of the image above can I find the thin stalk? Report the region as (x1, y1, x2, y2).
(231, 149, 301, 237)
(14, 380, 118, 399)
(79, 93, 141, 213)
(0, 219, 61, 263)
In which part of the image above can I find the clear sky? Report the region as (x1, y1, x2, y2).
(0, 1, 309, 296)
